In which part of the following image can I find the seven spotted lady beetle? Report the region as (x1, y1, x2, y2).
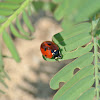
(40, 41, 61, 60)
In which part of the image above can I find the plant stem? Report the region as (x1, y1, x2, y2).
(94, 37, 99, 100)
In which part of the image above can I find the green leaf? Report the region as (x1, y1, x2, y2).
(97, 52, 100, 58)
(16, 17, 30, 36)
(2, 70, 10, 80)
(53, 23, 91, 44)
(2, 31, 20, 62)
(51, 1, 100, 99)
(97, 62, 100, 70)
(98, 72, 100, 80)
(53, 65, 94, 100)
(32, 1, 44, 12)
(65, 33, 91, 51)
(54, 0, 69, 20)
(0, 2, 19, 10)
(4, 0, 24, 3)
(62, 43, 93, 60)
(77, 88, 95, 100)
(50, 52, 93, 89)
(0, 47, 9, 92)
(0, 48, 4, 69)
(10, 24, 33, 40)
(97, 39, 100, 47)
(23, 10, 34, 32)
(0, 9, 14, 16)
(27, 4, 32, 16)
(57, 75, 94, 100)
(75, 0, 100, 22)
(54, 32, 92, 52)
(0, 90, 5, 94)
(0, 78, 8, 88)
(53, 0, 63, 3)
(65, 0, 87, 17)
(62, 22, 91, 37)
(95, 30, 100, 37)
(0, 0, 31, 34)
(43, 2, 57, 12)
(52, 23, 92, 52)
(0, 16, 7, 24)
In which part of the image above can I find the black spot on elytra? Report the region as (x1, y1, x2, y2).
(45, 55, 47, 57)
(51, 50, 54, 53)
(44, 48, 47, 51)
(48, 43, 51, 45)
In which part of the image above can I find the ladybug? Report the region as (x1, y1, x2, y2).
(40, 41, 61, 60)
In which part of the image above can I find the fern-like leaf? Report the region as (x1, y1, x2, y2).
(0, 46, 10, 93)
(43, 0, 100, 100)
(2, 31, 20, 62)
(54, 0, 100, 32)
(0, 0, 34, 63)
(0, 0, 35, 92)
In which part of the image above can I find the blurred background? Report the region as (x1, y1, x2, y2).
(0, 1, 72, 100)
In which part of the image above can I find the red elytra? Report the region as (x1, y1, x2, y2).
(40, 41, 61, 59)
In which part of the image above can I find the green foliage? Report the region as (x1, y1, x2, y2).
(0, 0, 100, 99)
(0, 47, 10, 93)
(0, 0, 34, 92)
(32, 1, 57, 12)
(2, 31, 20, 62)
(42, 0, 100, 100)
(0, 0, 35, 61)
(0, 0, 56, 93)
(22, 10, 34, 32)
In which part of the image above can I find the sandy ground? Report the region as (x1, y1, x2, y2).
(0, 17, 71, 100)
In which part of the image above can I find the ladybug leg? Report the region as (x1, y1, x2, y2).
(54, 57, 59, 62)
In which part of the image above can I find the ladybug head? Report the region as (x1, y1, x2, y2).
(51, 50, 62, 60)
